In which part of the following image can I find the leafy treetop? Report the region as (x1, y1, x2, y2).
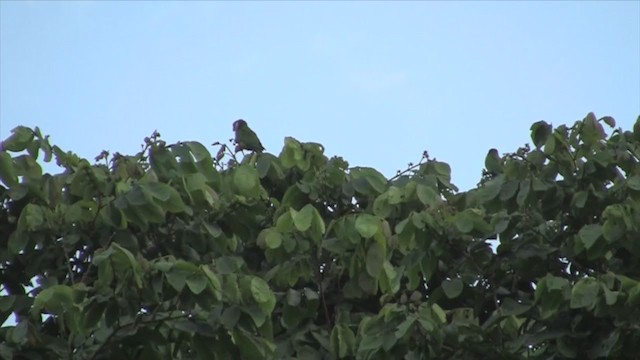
(1, 113, 639, 359)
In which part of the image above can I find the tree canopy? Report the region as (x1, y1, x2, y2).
(1, 113, 640, 359)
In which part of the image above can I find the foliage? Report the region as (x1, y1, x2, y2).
(1, 113, 640, 359)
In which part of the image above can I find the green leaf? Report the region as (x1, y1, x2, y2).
(33, 285, 75, 315)
(185, 141, 211, 162)
(578, 224, 602, 250)
(395, 316, 416, 339)
(265, 229, 282, 249)
(186, 273, 208, 295)
(274, 211, 294, 234)
(310, 207, 326, 237)
(222, 275, 242, 303)
(232, 328, 275, 360)
(280, 137, 303, 169)
(256, 154, 271, 178)
(283, 236, 296, 253)
(82, 300, 107, 330)
(432, 161, 451, 177)
(499, 298, 531, 316)
(570, 277, 599, 309)
(357, 272, 378, 295)
(442, 278, 463, 299)
(530, 121, 552, 148)
(125, 185, 149, 206)
(588, 331, 620, 358)
(543, 134, 556, 155)
(431, 304, 447, 323)
(281, 185, 306, 209)
(627, 175, 640, 191)
(292, 204, 315, 232)
(572, 190, 588, 209)
(2, 126, 34, 152)
(455, 210, 474, 234)
(373, 194, 392, 218)
(517, 179, 531, 206)
(381, 261, 401, 294)
(366, 242, 385, 278)
(286, 289, 301, 306)
(202, 265, 223, 300)
(304, 287, 319, 300)
(330, 324, 356, 358)
(171, 319, 200, 334)
(144, 182, 187, 213)
(234, 165, 259, 196)
(166, 268, 189, 292)
(419, 255, 437, 283)
(95, 255, 114, 290)
(602, 217, 625, 243)
(478, 176, 504, 203)
(355, 214, 379, 238)
(10, 321, 28, 345)
(387, 186, 404, 204)
(355, 167, 388, 194)
(0, 296, 16, 314)
(150, 144, 180, 179)
(357, 317, 386, 351)
(143, 182, 172, 202)
(250, 278, 275, 314)
(0, 151, 18, 187)
(110, 243, 143, 287)
(8, 231, 28, 255)
(499, 180, 519, 201)
(602, 287, 619, 305)
(243, 304, 267, 328)
(17, 204, 46, 231)
(547, 275, 570, 290)
(139, 201, 167, 224)
(416, 184, 440, 206)
(627, 284, 640, 305)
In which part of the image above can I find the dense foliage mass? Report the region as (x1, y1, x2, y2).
(1, 113, 640, 359)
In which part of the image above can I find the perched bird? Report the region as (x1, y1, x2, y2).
(233, 119, 265, 153)
(485, 148, 503, 175)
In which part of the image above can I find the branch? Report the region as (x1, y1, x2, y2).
(388, 151, 429, 182)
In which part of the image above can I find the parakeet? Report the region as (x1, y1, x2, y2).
(233, 119, 265, 153)
(485, 148, 503, 175)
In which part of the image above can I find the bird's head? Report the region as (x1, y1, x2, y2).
(233, 119, 247, 131)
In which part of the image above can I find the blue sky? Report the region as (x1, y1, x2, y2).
(1, 1, 639, 191)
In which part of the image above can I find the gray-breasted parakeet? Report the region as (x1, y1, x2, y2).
(485, 148, 503, 175)
(233, 119, 264, 153)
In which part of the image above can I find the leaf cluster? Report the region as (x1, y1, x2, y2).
(1, 113, 639, 359)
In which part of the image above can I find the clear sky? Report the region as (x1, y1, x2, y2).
(1, 1, 639, 191)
